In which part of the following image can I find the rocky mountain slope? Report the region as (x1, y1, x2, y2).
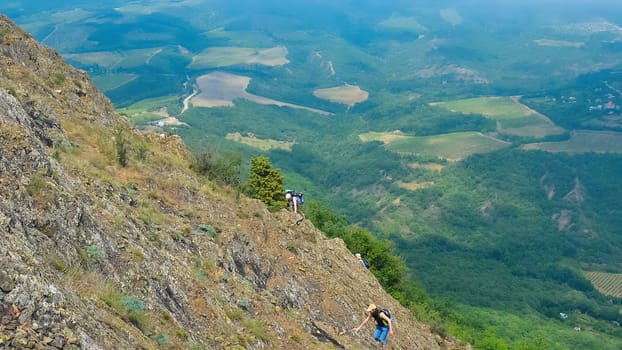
(0, 15, 468, 350)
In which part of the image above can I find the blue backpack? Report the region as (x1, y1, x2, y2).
(294, 192, 304, 205)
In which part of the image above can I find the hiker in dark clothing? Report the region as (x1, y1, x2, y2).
(356, 253, 370, 269)
(354, 304, 393, 349)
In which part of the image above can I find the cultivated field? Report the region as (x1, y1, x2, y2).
(92, 73, 138, 92)
(359, 130, 409, 143)
(64, 47, 166, 69)
(63, 51, 124, 69)
(190, 72, 331, 115)
(522, 130, 622, 154)
(431, 96, 565, 137)
(360, 131, 511, 160)
(113, 1, 201, 15)
(188, 46, 289, 69)
(585, 271, 622, 297)
(376, 15, 427, 33)
(533, 39, 584, 48)
(440, 8, 462, 26)
(38, 24, 97, 52)
(225, 132, 295, 151)
(313, 84, 369, 107)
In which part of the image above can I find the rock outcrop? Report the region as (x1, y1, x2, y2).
(0, 14, 468, 350)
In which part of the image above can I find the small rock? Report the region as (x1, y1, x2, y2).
(10, 304, 20, 317)
(66, 334, 79, 345)
(0, 271, 15, 292)
(51, 335, 65, 348)
(5, 321, 18, 331)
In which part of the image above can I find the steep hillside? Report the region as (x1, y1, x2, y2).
(0, 15, 467, 350)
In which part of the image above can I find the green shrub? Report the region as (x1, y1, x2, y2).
(100, 291, 151, 333)
(135, 143, 148, 161)
(54, 73, 66, 85)
(120, 295, 145, 312)
(285, 241, 299, 254)
(100, 290, 125, 310)
(151, 334, 169, 344)
(128, 247, 145, 263)
(128, 310, 150, 332)
(247, 156, 287, 210)
(198, 224, 218, 237)
(242, 318, 271, 342)
(87, 245, 104, 260)
(114, 130, 128, 167)
(225, 308, 244, 321)
(49, 253, 66, 272)
(192, 150, 243, 188)
(237, 299, 250, 310)
(26, 174, 55, 205)
(176, 328, 188, 338)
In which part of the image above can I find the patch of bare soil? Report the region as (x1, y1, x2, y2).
(190, 71, 331, 115)
(313, 84, 369, 107)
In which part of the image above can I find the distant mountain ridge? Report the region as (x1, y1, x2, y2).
(0, 15, 467, 350)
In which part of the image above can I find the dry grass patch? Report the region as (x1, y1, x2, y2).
(65, 270, 107, 296)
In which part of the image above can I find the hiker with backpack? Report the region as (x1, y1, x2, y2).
(285, 189, 305, 225)
(285, 190, 304, 214)
(356, 253, 370, 269)
(354, 304, 394, 350)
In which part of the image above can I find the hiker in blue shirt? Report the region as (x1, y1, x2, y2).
(354, 304, 393, 350)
